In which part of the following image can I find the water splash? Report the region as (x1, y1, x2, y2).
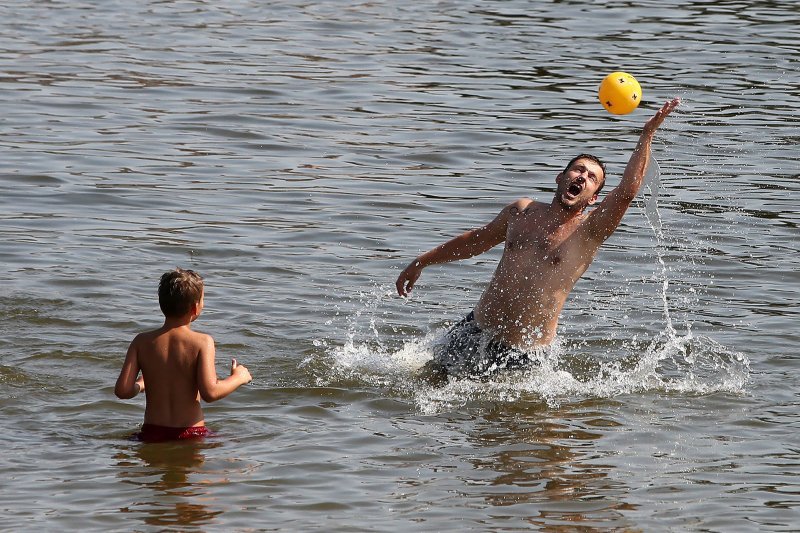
(643, 154, 676, 335)
(310, 153, 749, 414)
(311, 296, 749, 415)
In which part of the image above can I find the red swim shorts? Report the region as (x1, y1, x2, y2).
(136, 423, 212, 443)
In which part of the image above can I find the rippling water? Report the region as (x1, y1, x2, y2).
(1, 0, 798, 530)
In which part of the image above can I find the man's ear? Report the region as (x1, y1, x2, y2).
(587, 193, 599, 205)
(555, 172, 563, 183)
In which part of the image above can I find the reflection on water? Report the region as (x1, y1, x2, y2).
(458, 402, 634, 530)
(114, 440, 224, 528)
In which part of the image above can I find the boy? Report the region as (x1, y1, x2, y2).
(115, 268, 252, 442)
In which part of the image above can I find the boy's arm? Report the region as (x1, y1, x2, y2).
(197, 335, 252, 403)
(395, 200, 522, 296)
(586, 98, 680, 242)
(115, 339, 143, 399)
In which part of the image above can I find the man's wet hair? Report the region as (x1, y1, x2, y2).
(564, 154, 607, 194)
(158, 268, 204, 317)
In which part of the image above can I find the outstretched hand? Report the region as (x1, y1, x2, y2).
(643, 97, 681, 136)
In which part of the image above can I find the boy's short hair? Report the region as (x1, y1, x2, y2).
(158, 268, 204, 317)
(564, 153, 607, 193)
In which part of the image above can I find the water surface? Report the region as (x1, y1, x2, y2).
(1, 0, 798, 530)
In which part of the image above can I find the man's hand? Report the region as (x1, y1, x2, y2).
(396, 260, 423, 297)
(643, 97, 681, 137)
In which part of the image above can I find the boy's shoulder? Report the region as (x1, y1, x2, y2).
(131, 328, 161, 344)
(178, 328, 215, 353)
(186, 328, 214, 344)
(133, 325, 213, 345)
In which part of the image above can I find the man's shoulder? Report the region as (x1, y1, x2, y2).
(505, 197, 541, 212)
(501, 197, 529, 208)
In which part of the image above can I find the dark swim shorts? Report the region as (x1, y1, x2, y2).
(136, 424, 212, 443)
(423, 311, 540, 380)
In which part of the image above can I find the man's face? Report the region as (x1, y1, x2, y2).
(556, 158, 605, 209)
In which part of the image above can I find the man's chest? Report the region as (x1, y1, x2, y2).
(504, 216, 592, 269)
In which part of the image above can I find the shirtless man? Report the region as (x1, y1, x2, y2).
(396, 98, 680, 379)
(115, 268, 252, 442)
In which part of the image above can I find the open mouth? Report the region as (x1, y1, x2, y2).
(566, 177, 585, 198)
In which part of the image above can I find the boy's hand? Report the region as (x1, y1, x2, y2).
(231, 358, 252, 384)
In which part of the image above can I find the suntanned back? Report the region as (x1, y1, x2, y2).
(133, 325, 210, 428)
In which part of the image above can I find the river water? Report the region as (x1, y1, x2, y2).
(1, 0, 798, 531)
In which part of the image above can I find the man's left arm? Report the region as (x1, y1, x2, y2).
(587, 97, 681, 242)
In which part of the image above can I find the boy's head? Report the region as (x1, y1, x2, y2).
(158, 268, 204, 318)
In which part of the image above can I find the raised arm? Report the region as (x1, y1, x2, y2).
(587, 97, 680, 241)
(395, 201, 522, 297)
(197, 335, 252, 402)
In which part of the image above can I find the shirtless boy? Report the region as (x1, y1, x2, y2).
(115, 268, 252, 442)
(396, 98, 680, 379)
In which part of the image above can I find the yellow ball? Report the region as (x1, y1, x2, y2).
(598, 72, 642, 115)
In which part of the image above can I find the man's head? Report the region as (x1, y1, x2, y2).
(556, 154, 607, 210)
(564, 154, 606, 192)
(158, 268, 204, 318)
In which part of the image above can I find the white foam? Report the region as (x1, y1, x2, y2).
(312, 322, 749, 415)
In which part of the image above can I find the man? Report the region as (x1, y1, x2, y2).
(395, 98, 680, 379)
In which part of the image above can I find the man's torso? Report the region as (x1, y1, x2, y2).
(474, 199, 603, 348)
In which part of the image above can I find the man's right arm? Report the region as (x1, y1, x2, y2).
(585, 98, 680, 243)
(395, 200, 521, 297)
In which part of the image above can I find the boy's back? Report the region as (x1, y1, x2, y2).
(132, 324, 211, 428)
